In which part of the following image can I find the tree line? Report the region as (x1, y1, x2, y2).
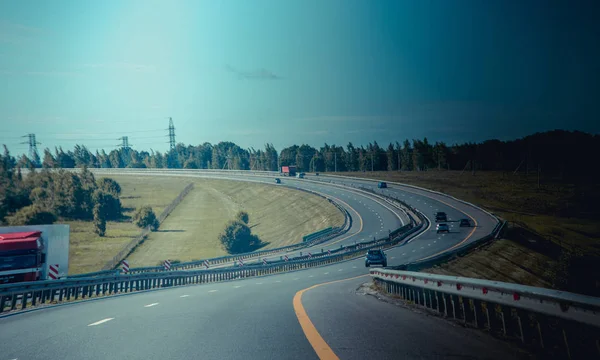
(0, 151, 124, 235)
(4, 130, 598, 179)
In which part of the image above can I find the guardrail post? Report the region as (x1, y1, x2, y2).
(10, 294, 18, 310)
(21, 293, 28, 309)
(449, 295, 456, 319)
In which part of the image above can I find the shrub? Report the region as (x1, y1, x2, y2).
(93, 189, 122, 220)
(7, 205, 57, 226)
(133, 206, 159, 231)
(98, 178, 121, 196)
(93, 204, 106, 236)
(219, 219, 262, 254)
(236, 210, 249, 224)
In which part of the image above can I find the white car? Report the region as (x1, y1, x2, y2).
(436, 223, 450, 233)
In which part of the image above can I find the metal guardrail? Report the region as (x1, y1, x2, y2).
(0, 211, 422, 315)
(370, 268, 600, 359)
(68, 183, 353, 277)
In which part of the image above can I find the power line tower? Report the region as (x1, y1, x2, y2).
(21, 133, 41, 166)
(117, 136, 131, 150)
(168, 117, 176, 151)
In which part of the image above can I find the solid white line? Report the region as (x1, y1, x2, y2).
(88, 318, 114, 326)
(208, 290, 218, 293)
(180, 295, 190, 298)
(144, 303, 159, 307)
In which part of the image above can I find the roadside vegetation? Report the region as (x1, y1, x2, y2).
(124, 178, 344, 266)
(334, 170, 600, 296)
(219, 211, 265, 254)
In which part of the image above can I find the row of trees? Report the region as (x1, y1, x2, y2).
(6, 130, 598, 179)
(0, 150, 124, 234)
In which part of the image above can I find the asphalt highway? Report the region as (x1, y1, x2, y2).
(0, 171, 524, 360)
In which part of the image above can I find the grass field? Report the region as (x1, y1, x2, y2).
(66, 176, 191, 274)
(125, 179, 344, 267)
(328, 171, 599, 294)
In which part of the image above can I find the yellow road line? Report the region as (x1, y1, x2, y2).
(293, 274, 369, 360)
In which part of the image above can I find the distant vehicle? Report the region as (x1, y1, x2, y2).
(377, 181, 387, 189)
(436, 223, 450, 233)
(365, 249, 387, 267)
(435, 212, 447, 222)
(296, 172, 305, 179)
(281, 166, 297, 177)
(315, 172, 319, 176)
(459, 219, 470, 227)
(275, 178, 281, 184)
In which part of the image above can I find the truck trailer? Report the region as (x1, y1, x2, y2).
(0, 224, 70, 284)
(281, 165, 297, 177)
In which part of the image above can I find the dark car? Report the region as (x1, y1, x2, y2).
(377, 181, 387, 189)
(435, 211, 447, 222)
(275, 178, 281, 184)
(459, 219, 470, 227)
(436, 223, 450, 233)
(365, 249, 387, 267)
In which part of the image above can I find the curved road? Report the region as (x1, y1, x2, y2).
(0, 171, 527, 360)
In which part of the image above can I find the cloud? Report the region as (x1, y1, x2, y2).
(81, 62, 157, 73)
(226, 64, 281, 80)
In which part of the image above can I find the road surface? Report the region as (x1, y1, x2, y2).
(0, 172, 527, 360)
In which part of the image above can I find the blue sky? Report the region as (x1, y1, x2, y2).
(1, 0, 598, 155)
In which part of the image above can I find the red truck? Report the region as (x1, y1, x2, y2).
(0, 225, 69, 284)
(281, 165, 297, 177)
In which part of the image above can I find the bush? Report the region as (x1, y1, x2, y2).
(7, 205, 57, 226)
(93, 189, 122, 220)
(93, 204, 106, 236)
(219, 219, 263, 254)
(236, 210, 249, 224)
(133, 206, 159, 231)
(98, 178, 121, 196)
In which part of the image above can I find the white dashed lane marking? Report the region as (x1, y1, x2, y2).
(338, 269, 343, 271)
(144, 303, 159, 308)
(324, 272, 329, 275)
(180, 295, 190, 298)
(233, 286, 242, 288)
(88, 318, 114, 327)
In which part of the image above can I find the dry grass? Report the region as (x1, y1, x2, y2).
(329, 171, 600, 293)
(66, 176, 191, 275)
(125, 179, 344, 267)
